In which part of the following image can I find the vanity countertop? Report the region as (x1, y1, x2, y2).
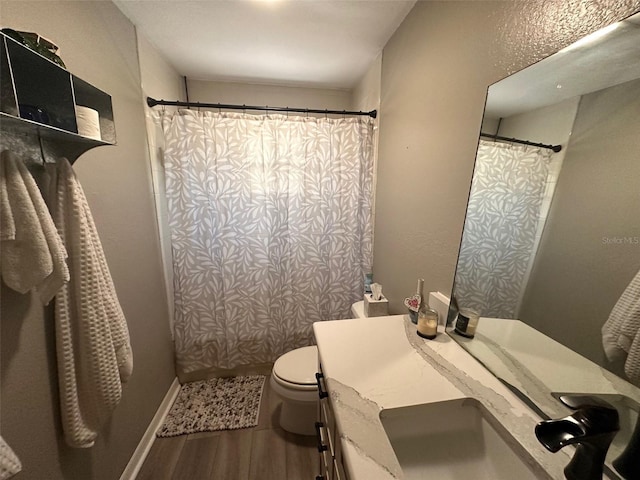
(313, 315, 573, 479)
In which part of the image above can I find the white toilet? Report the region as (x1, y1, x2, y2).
(270, 302, 365, 435)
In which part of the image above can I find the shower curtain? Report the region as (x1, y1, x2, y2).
(156, 110, 374, 372)
(454, 140, 553, 319)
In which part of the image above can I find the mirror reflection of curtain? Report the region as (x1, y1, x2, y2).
(155, 110, 375, 372)
(454, 140, 553, 318)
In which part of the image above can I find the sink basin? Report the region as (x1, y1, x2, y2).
(379, 398, 542, 480)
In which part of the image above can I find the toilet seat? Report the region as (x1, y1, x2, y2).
(270, 304, 363, 435)
(272, 345, 318, 391)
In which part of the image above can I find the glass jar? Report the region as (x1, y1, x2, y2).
(417, 307, 439, 339)
(454, 308, 480, 338)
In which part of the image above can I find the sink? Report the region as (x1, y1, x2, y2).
(379, 398, 542, 480)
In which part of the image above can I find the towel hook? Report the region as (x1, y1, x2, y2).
(38, 135, 46, 164)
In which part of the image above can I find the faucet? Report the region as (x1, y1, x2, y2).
(612, 408, 640, 479)
(535, 395, 619, 480)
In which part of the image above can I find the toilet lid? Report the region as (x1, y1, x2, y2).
(273, 345, 318, 385)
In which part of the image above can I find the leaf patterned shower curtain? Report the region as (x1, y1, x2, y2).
(156, 110, 374, 372)
(454, 140, 553, 319)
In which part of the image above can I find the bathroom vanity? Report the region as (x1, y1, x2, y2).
(313, 315, 577, 480)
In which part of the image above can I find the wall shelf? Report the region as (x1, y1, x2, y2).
(0, 31, 116, 162)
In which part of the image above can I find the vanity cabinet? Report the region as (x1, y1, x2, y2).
(316, 365, 348, 480)
(0, 31, 115, 162)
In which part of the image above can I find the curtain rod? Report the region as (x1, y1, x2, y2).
(146, 97, 377, 119)
(480, 132, 562, 153)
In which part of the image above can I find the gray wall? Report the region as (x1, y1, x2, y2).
(520, 78, 640, 368)
(1, 2, 176, 479)
(187, 79, 351, 111)
(373, 0, 640, 313)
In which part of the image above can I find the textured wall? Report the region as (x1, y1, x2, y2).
(1, 2, 176, 479)
(374, 0, 640, 313)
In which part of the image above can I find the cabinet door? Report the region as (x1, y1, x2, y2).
(316, 419, 333, 480)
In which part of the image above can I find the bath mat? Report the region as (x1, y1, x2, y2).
(157, 375, 266, 437)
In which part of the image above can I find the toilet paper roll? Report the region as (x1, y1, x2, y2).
(76, 105, 101, 140)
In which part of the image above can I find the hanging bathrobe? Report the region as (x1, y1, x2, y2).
(50, 158, 133, 448)
(0, 436, 21, 480)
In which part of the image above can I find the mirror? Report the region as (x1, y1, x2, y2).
(447, 11, 640, 478)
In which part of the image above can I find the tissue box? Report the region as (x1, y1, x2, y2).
(364, 294, 389, 317)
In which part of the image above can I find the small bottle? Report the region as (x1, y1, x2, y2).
(417, 306, 438, 339)
(454, 308, 480, 338)
(364, 272, 373, 295)
(410, 278, 425, 324)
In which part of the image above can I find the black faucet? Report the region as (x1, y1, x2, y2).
(612, 409, 640, 479)
(535, 395, 619, 480)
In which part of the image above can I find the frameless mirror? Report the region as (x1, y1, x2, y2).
(447, 11, 640, 479)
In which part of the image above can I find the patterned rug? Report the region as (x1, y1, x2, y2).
(157, 375, 266, 437)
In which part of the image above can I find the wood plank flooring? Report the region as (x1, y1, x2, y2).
(136, 375, 319, 480)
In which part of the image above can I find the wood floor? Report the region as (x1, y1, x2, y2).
(136, 376, 319, 480)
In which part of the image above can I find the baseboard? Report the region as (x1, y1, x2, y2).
(119, 377, 180, 480)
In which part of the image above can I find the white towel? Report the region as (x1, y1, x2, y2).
(0, 436, 21, 480)
(52, 158, 133, 448)
(602, 268, 640, 383)
(0, 150, 69, 304)
(0, 157, 15, 241)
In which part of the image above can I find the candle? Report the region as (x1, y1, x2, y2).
(417, 308, 438, 339)
(454, 308, 480, 338)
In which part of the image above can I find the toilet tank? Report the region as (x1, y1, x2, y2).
(351, 301, 366, 318)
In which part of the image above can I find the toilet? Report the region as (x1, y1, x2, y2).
(270, 302, 365, 435)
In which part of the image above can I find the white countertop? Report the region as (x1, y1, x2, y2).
(461, 318, 640, 410)
(313, 314, 574, 479)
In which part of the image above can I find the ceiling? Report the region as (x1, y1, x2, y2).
(486, 11, 640, 119)
(114, 0, 416, 90)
